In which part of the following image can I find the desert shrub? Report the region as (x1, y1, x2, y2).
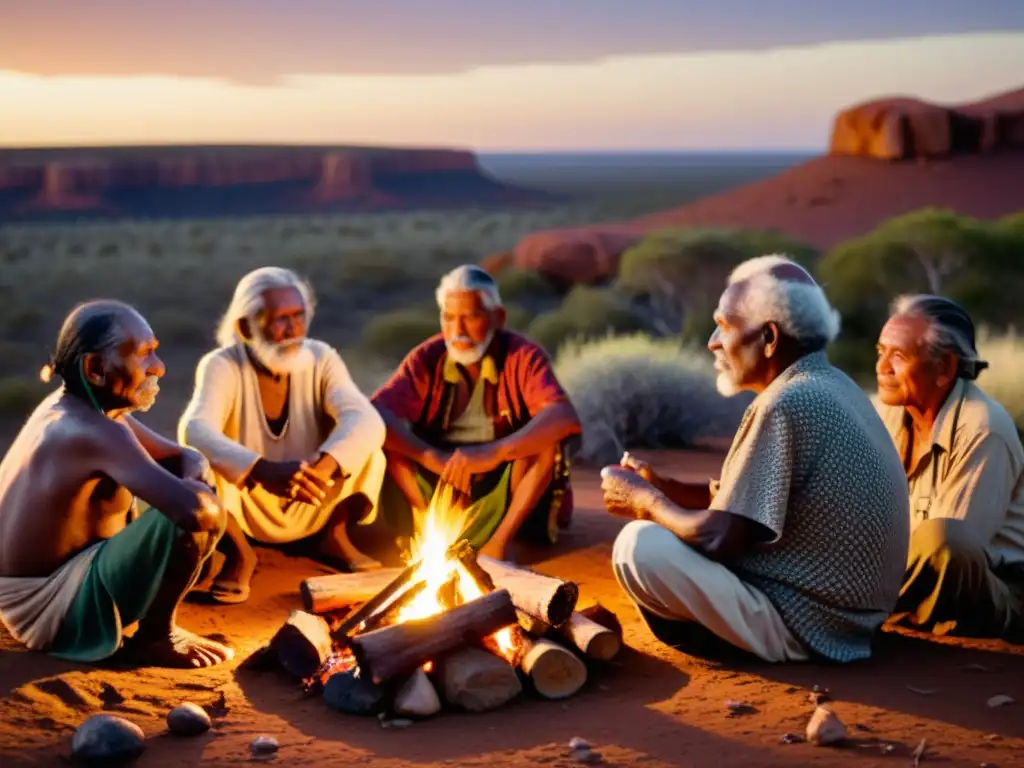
(554, 334, 750, 465)
(526, 286, 648, 356)
(616, 227, 818, 343)
(503, 304, 535, 333)
(995, 211, 1024, 239)
(361, 308, 439, 361)
(976, 328, 1024, 431)
(495, 267, 558, 303)
(818, 208, 1024, 378)
(0, 376, 45, 419)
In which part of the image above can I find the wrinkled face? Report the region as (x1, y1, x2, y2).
(707, 284, 765, 396)
(90, 312, 165, 413)
(441, 290, 501, 365)
(876, 315, 953, 407)
(247, 286, 310, 375)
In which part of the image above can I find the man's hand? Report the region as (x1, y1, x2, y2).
(440, 443, 505, 494)
(421, 448, 452, 478)
(620, 452, 658, 487)
(247, 459, 332, 506)
(600, 466, 661, 521)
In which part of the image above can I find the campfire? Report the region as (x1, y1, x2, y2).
(262, 484, 622, 719)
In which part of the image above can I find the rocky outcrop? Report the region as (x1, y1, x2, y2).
(513, 226, 644, 286)
(506, 86, 1024, 286)
(0, 146, 550, 221)
(830, 88, 1024, 160)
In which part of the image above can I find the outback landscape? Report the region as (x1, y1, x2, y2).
(2, 78, 1024, 768)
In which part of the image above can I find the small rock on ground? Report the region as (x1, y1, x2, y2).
(71, 714, 145, 763)
(806, 706, 847, 746)
(250, 735, 279, 755)
(166, 702, 212, 736)
(568, 737, 592, 751)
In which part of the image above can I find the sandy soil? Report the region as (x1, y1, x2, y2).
(1, 449, 1022, 767)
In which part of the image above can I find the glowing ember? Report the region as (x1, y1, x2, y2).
(393, 484, 516, 655)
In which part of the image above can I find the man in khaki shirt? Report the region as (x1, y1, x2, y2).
(876, 294, 1024, 641)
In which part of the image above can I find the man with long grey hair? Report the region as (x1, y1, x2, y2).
(179, 267, 387, 602)
(875, 294, 1024, 641)
(603, 255, 909, 663)
(372, 264, 582, 561)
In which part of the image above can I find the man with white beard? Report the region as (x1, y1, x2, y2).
(0, 301, 234, 667)
(372, 265, 582, 561)
(179, 267, 387, 603)
(603, 255, 909, 663)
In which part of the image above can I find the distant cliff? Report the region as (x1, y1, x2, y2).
(0, 145, 554, 222)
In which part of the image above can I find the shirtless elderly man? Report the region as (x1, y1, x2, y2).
(0, 300, 232, 668)
(179, 267, 386, 603)
(875, 295, 1024, 641)
(603, 255, 910, 663)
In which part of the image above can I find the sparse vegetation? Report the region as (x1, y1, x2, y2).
(526, 285, 649, 356)
(975, 328, 1024, 432)
(553, 334, 750, 465)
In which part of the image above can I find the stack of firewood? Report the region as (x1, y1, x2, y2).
(260, 542, 622, 718)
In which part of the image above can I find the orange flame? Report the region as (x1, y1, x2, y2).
(394, 484, 516, 654)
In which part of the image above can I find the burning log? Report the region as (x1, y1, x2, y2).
(477, 555, 578, 627)
(300, 568, 404, 614)
(334, 561, 420, 637)
(439, 646, 522, 712)
(518, 637, 588, 700)
(349, 589, 518, 684)
(270, 610, 334, 679)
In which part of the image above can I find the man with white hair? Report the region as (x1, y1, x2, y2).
(372, 265, 582, 561)
(875, 295, 1024, 641)
(179, 267, 387, 603)
(603, 255, 910, 663)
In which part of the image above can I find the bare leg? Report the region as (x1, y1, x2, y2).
(319, 494, 382, 572)
(125, 516, 235, 668)
(208, 516, 258, 604)
(479, 443, 557, 561)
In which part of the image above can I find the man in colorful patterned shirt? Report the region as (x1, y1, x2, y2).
(605, 255, 909, 663)
(372, 265, 582, 561)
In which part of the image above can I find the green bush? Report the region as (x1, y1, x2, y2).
(525, 286, 647, 356)
(503, 304, 535, 333)
(0, 376, 45, 419)
(616, 227, 818, 344)
(554, 334, 750, 465)
(817, 208, 1024, 377)
(361, 308, 439, 361)
(495, 267, 558, 303)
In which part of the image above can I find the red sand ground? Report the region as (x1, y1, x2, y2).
(1, 449, 1022, 767)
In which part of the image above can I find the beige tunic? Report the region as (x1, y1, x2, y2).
(178, 340, 386, 544)
(875, 378, 1024, 568)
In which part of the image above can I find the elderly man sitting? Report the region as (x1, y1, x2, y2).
(0, 300, 232, 668)
(179, 267, 387, 603)
(604, 255, 910, 663)
(372, 265, 582, 561)
(875, 295, 1024, 641)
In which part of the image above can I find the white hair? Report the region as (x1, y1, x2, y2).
(215, 266, 316, 348)
(435, 265, 503, 311)
(725, 254, 841, 346)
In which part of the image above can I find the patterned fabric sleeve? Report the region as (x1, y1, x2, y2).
(708, 404, 795, 542)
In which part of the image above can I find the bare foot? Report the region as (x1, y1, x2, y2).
(124, 627, 235, 669)
(210, 549, 258, 604)
(319, 534, 381, 573)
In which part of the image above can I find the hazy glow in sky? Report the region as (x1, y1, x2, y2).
(2, 32, 1022, 150)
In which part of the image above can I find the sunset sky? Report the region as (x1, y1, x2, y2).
(2, 1, 1022, 151)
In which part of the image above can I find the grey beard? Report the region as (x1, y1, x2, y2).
(131, 375, 160, 413)
(445, 328, 495, 366)
(247, 333, 311, 376)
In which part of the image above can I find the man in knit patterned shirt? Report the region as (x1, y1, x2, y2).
(605, 255, 910, 663)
